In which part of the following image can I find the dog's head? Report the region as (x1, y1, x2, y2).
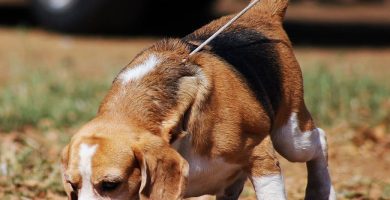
(61, 120, 189, 200)
(61, 40, 212, 200)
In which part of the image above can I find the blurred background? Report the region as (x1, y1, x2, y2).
(0, 0, 389, 199)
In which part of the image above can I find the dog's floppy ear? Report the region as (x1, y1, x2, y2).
(60, 144, 70, 190)
(61, 144, 78, 200)
(161, 67, 210, 143)
(133, 143, 189, 200)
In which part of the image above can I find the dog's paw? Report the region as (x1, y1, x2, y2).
(305, 185, 336, 200)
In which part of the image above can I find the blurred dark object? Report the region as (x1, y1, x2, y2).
(0, 0, 26, 6)
(1, 0, 390, 45)
(0, 4, 32, 25)
(30, 0, 214, 33)
(0, 0, 214, 33)
(31, 0, 148, 33)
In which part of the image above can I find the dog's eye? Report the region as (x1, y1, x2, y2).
(101, 181, 121, 192)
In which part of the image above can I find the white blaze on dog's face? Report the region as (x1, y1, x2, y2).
(78, 143, 98, 199)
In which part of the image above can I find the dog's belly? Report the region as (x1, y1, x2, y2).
(173, 137, 242, 197)
(184, 154, 242, 197)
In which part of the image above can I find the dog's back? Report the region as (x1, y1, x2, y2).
(183, 0, 292, 122)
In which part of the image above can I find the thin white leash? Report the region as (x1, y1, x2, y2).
(188, 0, 261, 57)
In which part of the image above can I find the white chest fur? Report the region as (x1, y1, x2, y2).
(172, 136, 242, 197)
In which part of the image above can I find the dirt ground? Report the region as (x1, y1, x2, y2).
(0, 27, 389, 200)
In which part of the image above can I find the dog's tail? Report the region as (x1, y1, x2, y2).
(249, 0, 289, 23)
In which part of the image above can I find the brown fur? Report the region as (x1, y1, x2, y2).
(61, 0, 322, 199)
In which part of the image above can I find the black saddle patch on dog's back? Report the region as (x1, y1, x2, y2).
(183, 27, 283, 119)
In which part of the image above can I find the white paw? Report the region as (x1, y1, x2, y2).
(329, 185, 337, 200)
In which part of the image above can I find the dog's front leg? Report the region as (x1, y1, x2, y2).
(250, 173, 286, 200)
(248, 137, 287, 200)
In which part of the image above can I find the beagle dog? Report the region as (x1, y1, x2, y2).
(61, 0, 335, 199)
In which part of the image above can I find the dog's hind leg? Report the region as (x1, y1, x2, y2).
(272, 107, 335, 200)
(264, 17, 335, 198)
